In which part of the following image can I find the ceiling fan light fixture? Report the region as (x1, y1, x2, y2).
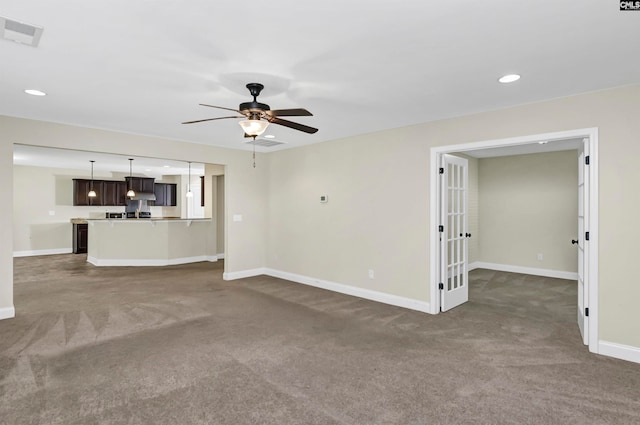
(238, 119, 269, 136)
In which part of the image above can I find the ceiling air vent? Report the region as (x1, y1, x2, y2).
(245, 139, 285, 148)
(0, 16, 43, 47)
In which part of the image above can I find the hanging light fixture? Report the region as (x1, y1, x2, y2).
(88, 160, 97, 198)
(238, 116, 269, 137)
(126, 158, 136, 198)
(186, 161, 193, 198)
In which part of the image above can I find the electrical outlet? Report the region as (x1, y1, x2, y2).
(368, 269, 375, 279)
(537, 253, 543, 261)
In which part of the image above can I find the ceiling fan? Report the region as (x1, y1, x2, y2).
(182, 83, 318, 137)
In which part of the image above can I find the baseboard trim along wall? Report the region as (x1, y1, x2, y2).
(470, 261, 578, 280)
(13, 248, 72, 257)
(87, 255, 217, 267)
(599, 340, 640, 365)
(217, 253, 225, 260)
(0, 306, 16, 320)
(223, 268, 431, 314)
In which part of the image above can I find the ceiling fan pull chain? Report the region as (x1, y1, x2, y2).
(253, 137, 256, 168)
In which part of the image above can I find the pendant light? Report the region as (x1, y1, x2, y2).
(186, 161, 193, 198)
(87, 160, 97, 198)
(126, 158, 136, 198)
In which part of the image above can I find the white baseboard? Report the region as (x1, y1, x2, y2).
(471, 262, 578, 280)
(598, 340, 640, 364)
(217, 253, 225, 260)
(264, 268, 431, 314)
(222, 267, 431, 313)
(13, 248, 72, 257)
(0, 306, 15, 320)
(223, 268, 267, 280)
(87, 255, 217, 267)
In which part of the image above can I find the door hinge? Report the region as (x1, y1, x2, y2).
(438, 283, 444, 290)
(585, 155, 590, 165)
(585, 307, 589, 317)
(585, 231, 590, 241)
(439, 167, 444, 174)
(438, 225, 444, 232)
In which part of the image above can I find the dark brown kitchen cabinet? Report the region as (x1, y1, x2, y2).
(125, 177, 155, 193)
(153, 183, 177, 206)
(103, 181, 128, 206)
(73, 179, 103, 206)
(73, 223, 88, 254)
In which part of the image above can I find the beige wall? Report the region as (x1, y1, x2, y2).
(477, 151, 578, 272)
(266, 84, 640, 349)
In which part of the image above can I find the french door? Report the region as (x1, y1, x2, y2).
(439, 154, 469, 311)
(577, 140, 589, 345)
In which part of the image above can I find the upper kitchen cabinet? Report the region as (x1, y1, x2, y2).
(153, 183, 177, 206)
(125, 177, 155, 193)
(73, 179, 104, 206)
(103, 181, 128, 206)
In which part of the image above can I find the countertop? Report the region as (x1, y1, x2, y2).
(70, 217, 211, 224)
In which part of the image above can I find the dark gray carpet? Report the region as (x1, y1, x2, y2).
(1, 255, 639, 424)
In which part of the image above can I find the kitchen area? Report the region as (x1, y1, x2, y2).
(13, 145, 225, 265)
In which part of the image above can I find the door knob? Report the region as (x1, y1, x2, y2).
(466, 233, 471, 238)
(571, 239, 578, 245)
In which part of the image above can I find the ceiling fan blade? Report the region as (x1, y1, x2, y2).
(199, 103, 244, 114)
(267, 116, 318, 134)
(266, 108, 313, 117)
(182, 116, 244, 124)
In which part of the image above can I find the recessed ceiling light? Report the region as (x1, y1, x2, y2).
(264, 134, 275, 139)
(163, 165, 170, 168)
(498, 74, 520, 84)
(24, 89, 46, 96)
(538, 141, 549, 145)
(145, 168, 152, 171)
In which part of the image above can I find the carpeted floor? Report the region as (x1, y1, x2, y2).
(1, 255, 639, 424)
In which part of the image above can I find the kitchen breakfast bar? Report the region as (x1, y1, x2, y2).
(79, 218, 216, 266)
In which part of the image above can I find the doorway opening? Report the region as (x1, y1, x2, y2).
(429, 128, 599, 354)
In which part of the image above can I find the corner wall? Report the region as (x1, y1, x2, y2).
(266, 84, 640, 350)
(477, 151, 578, 274)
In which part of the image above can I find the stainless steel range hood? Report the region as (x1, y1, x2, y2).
(130, 192, 156, 201)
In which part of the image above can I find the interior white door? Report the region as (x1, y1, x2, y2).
(577, 140, 589, 345)
(439, 154, 469, 312)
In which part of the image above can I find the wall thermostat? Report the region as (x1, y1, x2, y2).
(320, 195, 328, 203)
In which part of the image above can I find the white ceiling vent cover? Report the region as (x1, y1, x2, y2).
(0, 16, 43, 47)
(245, 139, 285, 148)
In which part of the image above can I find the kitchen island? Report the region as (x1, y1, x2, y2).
(85, 218, 216, 266)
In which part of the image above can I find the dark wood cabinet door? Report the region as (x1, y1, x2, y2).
(125, 177, 155, 193)
(103, 181, 117, 206)
(165, 184, 177, 206)
(116, 181, 128, 205)
(74, 179, 101, 206)
(153, 183, 166, 206)
(152, 183, 177, 206)
(141, 178, 155, 192)
(73, 223, 88, 254)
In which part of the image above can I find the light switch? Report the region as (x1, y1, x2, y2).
(233, 214, 243, 222)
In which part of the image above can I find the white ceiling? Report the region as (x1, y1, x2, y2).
(1, 1, 639, 154)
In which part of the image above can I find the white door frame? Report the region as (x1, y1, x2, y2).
(429, 128, 599, 354)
